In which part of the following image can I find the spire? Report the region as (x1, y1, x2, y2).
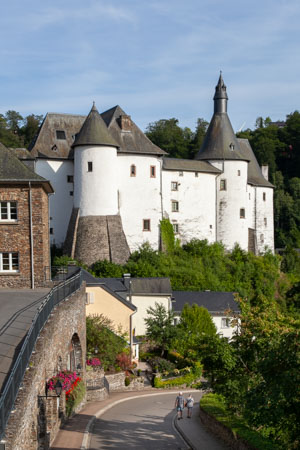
(73, 103, 118, 148)
(213, 71, 228, 113)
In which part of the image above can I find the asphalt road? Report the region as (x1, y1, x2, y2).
(88, 391, 227, 450)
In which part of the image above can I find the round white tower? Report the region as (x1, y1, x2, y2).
(73, 103, 119, 216)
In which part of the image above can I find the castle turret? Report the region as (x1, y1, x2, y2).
(64, 103, 130, 265)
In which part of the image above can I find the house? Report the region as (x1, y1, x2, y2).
(0, 143, 53, 288)
(26, 74, 274, 265)
(172, 291, 240, 339)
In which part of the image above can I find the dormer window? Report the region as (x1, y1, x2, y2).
(56, 130, 66, 140)
(229, 143, 235, 151)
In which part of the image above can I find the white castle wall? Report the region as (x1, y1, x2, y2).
(117, 154, 163, 251)
(210, 160, 249, 251)
(74, 145, 118, 216)
(162, 170, 217, 244)
(255, 186, 274, 253)
(35, 159, 74, 246)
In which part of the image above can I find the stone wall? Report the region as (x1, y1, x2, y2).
(105, 372, 145, 392)
(0, 184, 50, 288)
(4, 283, 86, 450)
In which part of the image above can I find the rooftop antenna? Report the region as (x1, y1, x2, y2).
(237, 122, 246, 132)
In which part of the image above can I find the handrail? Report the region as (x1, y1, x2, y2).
(0, 268, 82, 439)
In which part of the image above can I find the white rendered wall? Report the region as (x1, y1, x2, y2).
(255, 187, 274, 253)
(74, 145, 118, 216)
(117, 154, 163, 251)
(212, 316, 238, 340)
(211, 160, 249, 251)
(130, 295, 171, 336)
(162, 170, 217, 244)
(35, 159, 74, 246)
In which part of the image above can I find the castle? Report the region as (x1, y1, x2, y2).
(28, 74, 274, 265)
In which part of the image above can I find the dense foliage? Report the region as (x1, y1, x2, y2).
(144, 302, 177, 356)
(0, 110, 43, 148)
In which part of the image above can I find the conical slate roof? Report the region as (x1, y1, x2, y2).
(72, 103, 118, 148)
(195, 74, 248, 162)
(0, 142, 53, 192)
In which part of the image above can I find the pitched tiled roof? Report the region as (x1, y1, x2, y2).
(163, 157, 221, 173)
(172, 291, 240, 313)
(0, 142, 53, 193)
(238, 139, 274, 188)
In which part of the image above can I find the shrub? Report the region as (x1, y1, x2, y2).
(65, 378, 86, 417)
(86, 357, 101, 367)
(116, 353, 132, 371)
(149, 357, 175, 373)
(124, 376, 131, 386)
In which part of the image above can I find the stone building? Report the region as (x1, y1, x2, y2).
(28, 74, 274, 266)
(0, 143, 53, 288)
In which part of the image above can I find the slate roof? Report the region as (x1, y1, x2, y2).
(163, 157, 221, 173)
(102, 105, 167, 156)
(172, 291, 240, 314)
(0, 142, 53, 193)
(130, 278, 172, 295)
(72, 103, 118, 148)
(238, 139, 274, 188)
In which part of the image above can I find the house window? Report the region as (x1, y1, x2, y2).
(179, 171, 183, 176)
(0, 252, 19, 272)
(143, 219, 151, 231)
(130, 164, 136, 177)
(240, 208, 245, 218)
(264, 217, 267, 226)
(220, 179, 227, 191)
(67, 175, 74, 183)
(237, 170, 241, 176)
(171, 182, 178, 191)
(173, 223, 179, 233)
(221, 318, 230, 328)
(150, 166, 156, 178)
(50, 228, 54, 235)
(263, 192, 266, 201)
(195, 172, 199, 177)
(87, 161, 93, 172)
(56, 130, 66, 140)
(172, 201, 179, 212)
(0, 201, 18, 221)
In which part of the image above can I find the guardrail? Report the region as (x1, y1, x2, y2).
(0, 268, 82, 439)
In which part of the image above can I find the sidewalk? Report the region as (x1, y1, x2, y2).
(50, 389, 226, 450)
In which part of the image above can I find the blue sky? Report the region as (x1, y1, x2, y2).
(0, 0, 299, 133)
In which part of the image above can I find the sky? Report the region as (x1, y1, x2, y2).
(0, 0, 299, 133)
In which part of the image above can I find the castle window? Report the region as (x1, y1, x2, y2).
(210, 225, 212, 229)
(0, 201, 17, 221)
(150, 166, 156, 178)
(264, 217, 267, 226)
(220, 179, 227, 191)
(173, 223, 179, 233)
(238, 170, 241, 176)
(172, 201, 179, 212)
(56, 130, 66, 140)
(0, 252, 19, 272)
(249, 193, 251, 199)
(70, 191, 73, 196)
(50, 228, 54, 235)
(195, 172, 199, 177)
(130, 164, 136, 177)
(171, 182, 178, 191)
(179, 171, 183, 176)
(67, 175, 73, 183)
(260, 234, 264, 243)
(263, 192, 266, 201)
(221, 318, 230, 328)
(240, 208, 245, 218)
(143, 219, 151, 231)
(87, 161, 93, 172)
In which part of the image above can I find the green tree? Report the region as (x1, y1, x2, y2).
(145, 118, 191, 158)
(20, 114, 43, 147)
(145, 302, 177, 356)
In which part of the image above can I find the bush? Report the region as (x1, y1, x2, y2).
(124, 376, 131, 386)
(149, 357, 175, 373)
(116, 353, 132, 371)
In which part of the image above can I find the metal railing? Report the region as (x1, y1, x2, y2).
(0, 268, 82, 439)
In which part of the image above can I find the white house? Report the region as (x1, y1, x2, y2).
(27, 74, 274, 265)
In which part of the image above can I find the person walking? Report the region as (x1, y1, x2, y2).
(185, 394, 194, 418)
(175, 391, 185, 420)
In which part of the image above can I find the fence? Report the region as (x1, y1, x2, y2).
(0, 268, 82, 439)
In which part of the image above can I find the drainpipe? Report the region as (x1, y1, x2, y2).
(29, 182, 34, 289)
(128, 280, 137, 361)
(215, 175, 218, 242)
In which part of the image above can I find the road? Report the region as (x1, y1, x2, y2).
(88, 391, 226, 450)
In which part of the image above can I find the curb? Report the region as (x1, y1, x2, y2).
(80, 389, 199, 450)
(174, 414, 196, 450)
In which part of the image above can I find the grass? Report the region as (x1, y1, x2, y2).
(200, 393, 280, 450)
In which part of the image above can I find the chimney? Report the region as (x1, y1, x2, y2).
(123, 273, 131, 290)
(118, 115, 132, 132)
(261, 165, 269, 181)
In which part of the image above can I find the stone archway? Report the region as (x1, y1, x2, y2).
(69, 333, 83, 372)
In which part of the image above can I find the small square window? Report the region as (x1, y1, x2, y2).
(88, 161, 93, 172)
(70, 191, 73, 196)
(0, 201, 18, 221)
(171, 181, 178, 191)
(173, 223, 179, 233)
(209, 225, 212, 229)
(56, 130, 66, 140)
(150, 166, 156, 178)
(238, 170, 241, 176)
(67, 175, 74, 183)
(143, 219, 151, 231)
(240, 208, 245, 219)
(172, 201, 179, 212)
(0, 252, 19, 272)
(263, 192, 266, 201)
(221, 318, 230, 328)
(179, 171, 183, 177)
(130, 164, 136, 177)
(220, 179, 227, 191)
(195, 172, 199, 177)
